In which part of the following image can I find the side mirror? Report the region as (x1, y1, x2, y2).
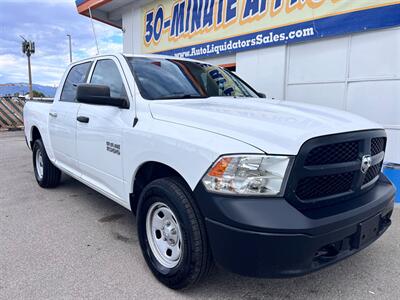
(257, 92, 267, 98)
(76, 84, 129, 109)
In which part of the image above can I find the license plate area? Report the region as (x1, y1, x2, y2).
(354, 214, 381, 249)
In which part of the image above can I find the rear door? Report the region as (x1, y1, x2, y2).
(76, 57, 131, 201)
(49, 61, 92, 174)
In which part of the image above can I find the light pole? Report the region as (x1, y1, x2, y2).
(21, 36, 35, 99)
(67, 34, 72, 63)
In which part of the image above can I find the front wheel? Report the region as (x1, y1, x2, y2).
(32, 139, 61, 188)
(137, 178, 213, 289)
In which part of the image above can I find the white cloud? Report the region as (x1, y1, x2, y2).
(0, 0, 123, 86)
(3, 0, 73, 3)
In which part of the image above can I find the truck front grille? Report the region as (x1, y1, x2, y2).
(371, 137, 386, 156)
(304, 141, 359, 166)
(296, 172, 354, 201)
(363, 162, 384, 185)
(285, 130, 386, 209)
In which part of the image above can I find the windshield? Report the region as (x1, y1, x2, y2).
(126, 57, 259, 100)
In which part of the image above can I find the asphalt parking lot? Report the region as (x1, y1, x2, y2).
(1, 131, 399, 300)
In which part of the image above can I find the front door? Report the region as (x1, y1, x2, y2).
(49, 61, 92, 174)
(76, 58, 129, 201)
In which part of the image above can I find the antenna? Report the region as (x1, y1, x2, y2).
(88, 7, 100, 55)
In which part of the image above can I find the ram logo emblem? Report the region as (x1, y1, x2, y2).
(360, 155, 372, 174)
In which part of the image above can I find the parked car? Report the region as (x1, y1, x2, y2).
(23, 54, 396, 289)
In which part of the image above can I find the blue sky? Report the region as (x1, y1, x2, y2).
(0, 0, 122, 86)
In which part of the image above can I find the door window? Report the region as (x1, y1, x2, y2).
(60, 62, 92, 102)
(90, 60, 127, 99)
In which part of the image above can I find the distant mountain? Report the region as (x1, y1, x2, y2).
(0, 83, 57, 97)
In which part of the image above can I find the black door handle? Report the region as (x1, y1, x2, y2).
(77, 116, 89, 123)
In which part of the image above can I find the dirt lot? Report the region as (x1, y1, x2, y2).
(1, 131, 399, 299)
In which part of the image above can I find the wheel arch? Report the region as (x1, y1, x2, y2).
(30, 126, 42, 148)
(130, 161, 192, 214)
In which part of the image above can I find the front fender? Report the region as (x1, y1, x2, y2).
(123, 118, 263, 195)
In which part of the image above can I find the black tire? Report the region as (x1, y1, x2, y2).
(32, 139, 61, 188)
(137, 177, 213, 290)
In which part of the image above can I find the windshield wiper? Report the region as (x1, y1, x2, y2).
(158, 94, 208, 100)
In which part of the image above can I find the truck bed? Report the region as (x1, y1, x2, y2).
(23, 100, 52, 151)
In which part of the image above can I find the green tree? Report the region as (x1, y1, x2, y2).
(32, 90, 46, 98)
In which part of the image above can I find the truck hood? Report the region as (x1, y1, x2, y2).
(149, 97, 382, 155)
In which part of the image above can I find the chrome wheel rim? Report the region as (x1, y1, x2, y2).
(145, 202, 183, 268)
(35, 149, 44, 180)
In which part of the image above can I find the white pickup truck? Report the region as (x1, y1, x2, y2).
(24, 54, 395, 289)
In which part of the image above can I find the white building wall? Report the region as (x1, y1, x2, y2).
(122, 4, 135, 54)
(286, 37, 348, 110)
(123, 2, 143, 54)
(236, 46, 287, 99)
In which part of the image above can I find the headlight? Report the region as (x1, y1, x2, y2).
(202, 155, 291, 196)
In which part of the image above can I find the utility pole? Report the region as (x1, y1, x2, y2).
(67, 34, 73, 63)
(20, 36, 35, 99)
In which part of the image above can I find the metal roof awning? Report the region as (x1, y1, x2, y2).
(75, 0, 138, 28)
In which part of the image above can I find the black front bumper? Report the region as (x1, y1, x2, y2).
(193, 175, 395, 278)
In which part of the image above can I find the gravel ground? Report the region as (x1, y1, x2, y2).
(1, 131, 399, 300)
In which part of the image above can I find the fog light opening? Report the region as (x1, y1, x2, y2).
(315, 243, 341, 260)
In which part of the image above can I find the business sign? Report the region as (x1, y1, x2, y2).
(142, 0, 400, 58)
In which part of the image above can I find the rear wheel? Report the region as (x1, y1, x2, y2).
(32, 139, 61, 188)
(137, 177, 213, 289)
